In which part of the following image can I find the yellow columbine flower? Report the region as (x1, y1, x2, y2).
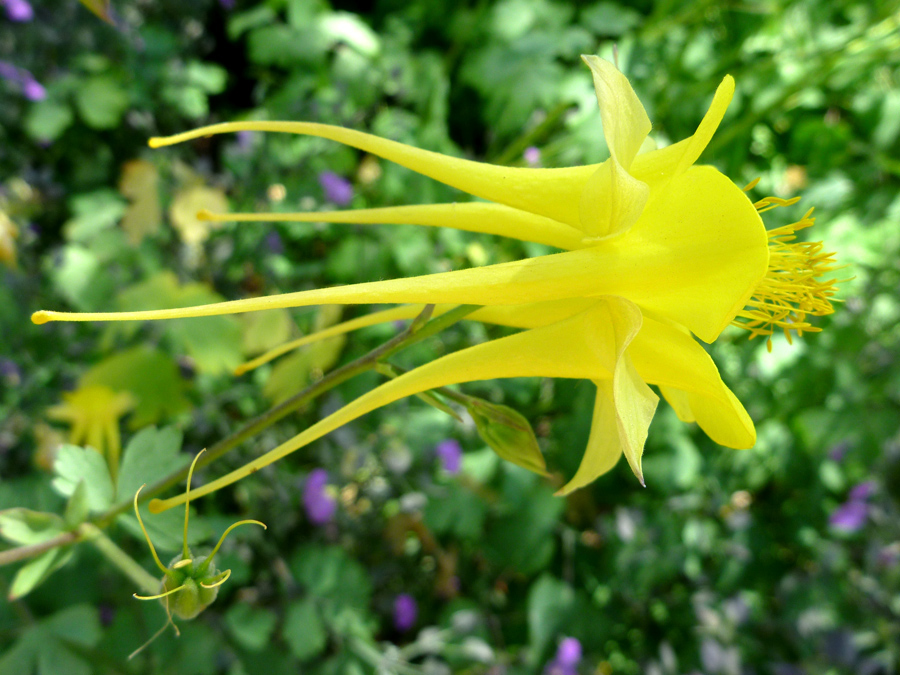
(32, 56, 843, 502)
(46, 384, 135, 481)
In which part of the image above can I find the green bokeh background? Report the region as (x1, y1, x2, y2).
(1, 0, 899, 673)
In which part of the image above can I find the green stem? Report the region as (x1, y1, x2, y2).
(81, 524, 159, 595)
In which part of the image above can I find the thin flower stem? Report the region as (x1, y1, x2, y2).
(80, 523, 160, 595)
(0, 532, 78, 566)
(0, 304, 480, 567)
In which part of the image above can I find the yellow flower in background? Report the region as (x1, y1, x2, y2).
(46, 384, 135, 480)
(0, 211, 18, 268)
(33, 56, 843, 503)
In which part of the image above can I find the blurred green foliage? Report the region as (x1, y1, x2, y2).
(1, 0, 899, 674)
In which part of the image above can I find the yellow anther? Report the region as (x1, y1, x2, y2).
(732, 198, 846, 351)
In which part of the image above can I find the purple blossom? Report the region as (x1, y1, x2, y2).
(829, 500, 868, 532)
(524, 146, 541, 166)
(22, 77, 45, 101)
(3, 0, 33, 22)
(234, 129, 257, 153)
(318, 171, 353, 206)
(827, 440, 851, 462)
(218, 0, 235, 8)
(848, 481, 876, 501)
(0, 60, 45, 101)
(393, 593, 417, 632)
(0, 359, 21, 386)
(302, 469, 337, 525)
(265, 231, 284, 255)
(435, 439, 462, 474)
(545, 637, 582, 675)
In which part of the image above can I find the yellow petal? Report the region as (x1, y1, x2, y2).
(578, 56, 652, 238)
(151, 301, 634, 510)
(150, 122, 596, 229)
(603, 165, 767, 342)
(204, 201, 586, 251)
(578, 160, 650, 239)
(557, 299, 658, 493)
(658, 385, 696, 423)
(630, 74, 735, 190)
(581, 55, 651, 167)
(629, 315, 755, 448)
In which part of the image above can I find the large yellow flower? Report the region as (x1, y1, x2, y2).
(33, 56, 842, 502)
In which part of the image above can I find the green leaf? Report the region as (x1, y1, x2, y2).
(63, 481, 90, 528)
(0, 509, 65, 546)
(319, 12, 380, 57)
(290, 546, 372, 616)
(224, 604, 278, 652)
(581, 1, 642, 36)
(51, 245, 103, 311)
(464, 398, 547, 475)
(424, 484, 487, 539)
(527, 574, 575, 660)
(62, 190, 127, 243)
(282, 598, 327, 661)
(75, 75, 130, 129)
(81, 347, 191, 429)
(115, 427, 207, 552)
(115, 273, 243, 375)
(184, 61, 228, 94)
(484, 469, 564, 575)
(9, 548, 74, 600)
(116, 426, 187, 502)
(24, 99, 73, 142)
(51, 445, 115, 512)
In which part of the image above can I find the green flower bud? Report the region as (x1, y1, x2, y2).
(129, 450, 265, 658)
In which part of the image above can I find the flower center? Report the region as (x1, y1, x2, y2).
(732, 181, 845, 352)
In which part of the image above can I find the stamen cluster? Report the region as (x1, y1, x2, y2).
(733, 190, 844, 351)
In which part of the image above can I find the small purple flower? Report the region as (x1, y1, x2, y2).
(234, 129, 257, 153)
(827, 440, 851, 462)
(265, 231, 284, 255)
(22, 77, 45, 101)
(524, 146, 541, 166)
(318, 171, 353, 206)
(393, 593, 417, 632)
(3, 0, 33, 22)
(303, 469, 337, 525)
(218, 0, 236, 8)
(829, 500, 868, 532)
(545, 637, 582, 675)
(0, 359, 21, 386)
(0, 60, 45, 100)
(848, 481, 876, 501)
(435, 439, 462, 474)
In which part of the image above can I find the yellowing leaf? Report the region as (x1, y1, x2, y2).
(263, 307, 346, 404)
(119, 160, 161, 245)
(240, 309, 295, 356)
(80, 346, 191, 428)
(170, 185, 228, 246)
(115, 272, 244, 375)
(78, 0, 113, 23)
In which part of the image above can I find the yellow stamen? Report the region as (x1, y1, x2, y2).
(733, 196, 845, 352)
